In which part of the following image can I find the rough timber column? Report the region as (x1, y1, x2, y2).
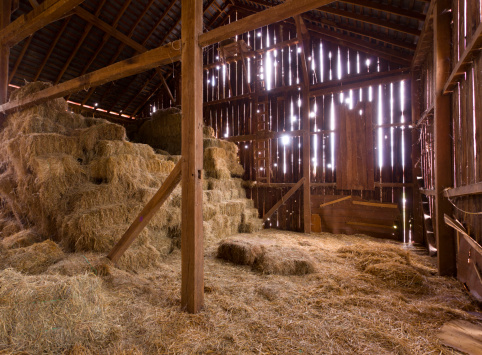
(181, 0, 204, 313)
(434, 0, 455, 275)
(411, 72, 423, 245)
(0, 0, 11, 107)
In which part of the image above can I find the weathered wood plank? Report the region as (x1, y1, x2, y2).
(181, 0, 204, 314)
(107, 160, 182, 263)
(0, 0, 11, 108)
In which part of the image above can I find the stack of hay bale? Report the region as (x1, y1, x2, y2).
(0, 82, 261, 272)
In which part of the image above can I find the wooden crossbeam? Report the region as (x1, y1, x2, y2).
(310, 67, 410, 97)
(0, 0, 85, 47)
(411, 0, 435, 69)
(107, 160, 182, 263)
(0, 40, 180, 114)
(263, 178, 305, 222)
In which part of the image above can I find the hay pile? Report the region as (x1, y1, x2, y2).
(217, 236, 316, 275)
(0, 82, 261, 273)
(0, 230, 480, 353)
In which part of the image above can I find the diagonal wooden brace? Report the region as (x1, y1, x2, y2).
(107, 159, 182, 263)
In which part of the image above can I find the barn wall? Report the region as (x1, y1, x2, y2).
(145, 18, 413, 242)
(417, 0, 482, 246)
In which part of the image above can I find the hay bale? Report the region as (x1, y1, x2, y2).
(135, 108, 182, 155)
(0, 269, 115, 353)
(365, 262, 426, 291)
(218, 237, 316, 275)
(217, 238, 265, 265)
(1, 240, 65, 274)
(1, 229, 39, 249)
(252, 246, 316, 275)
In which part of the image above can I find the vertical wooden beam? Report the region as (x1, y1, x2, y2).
(181, 0, 204, 313)
(434, 0, 455, 276)
(0, 0, 11, 106)
(294, 15, 311, 233)
(411, 71, 424, 245)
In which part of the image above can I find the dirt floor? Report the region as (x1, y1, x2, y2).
(1, 229, 481, 354)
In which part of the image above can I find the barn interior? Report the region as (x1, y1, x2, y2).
(0, 0, 482, 353)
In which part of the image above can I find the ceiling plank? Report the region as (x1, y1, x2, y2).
(32, 18, 70, 81)
(0, 0, 86, 47)
(340, 0, 426, 21)
(0, 40, 180, 114)
(8, 35, 33, 83)
(315, 6, 421, 36)
(199, 0, 337, 47)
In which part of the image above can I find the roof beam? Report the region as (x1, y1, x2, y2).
(199, 0, 336, 47)
(0, 40, 180, 114)
(0, 0, 85, 47)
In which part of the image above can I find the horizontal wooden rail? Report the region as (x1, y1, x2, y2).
(444, 22, 482, 94)
(262, 177, 305, 221)
(108, 160, 182, 263)
(444, 182, 482, 198)
(420, 188, 436, 196)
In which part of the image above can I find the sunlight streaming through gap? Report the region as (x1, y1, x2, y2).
(331, 94, 335, 171)
(320, 41, 324, 83)
(400, 80, 407, 243)
(378, 85, 383, 168)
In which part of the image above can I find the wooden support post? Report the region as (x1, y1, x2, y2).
(0, 0, 11, 127)
(107, 160, 182, 263)
(295, 15, 311, 233)
(0, 0, 10, 104)
(434, 0, 455, 276)
(411, 71, 424, 245)
(181, 0, 204, 314)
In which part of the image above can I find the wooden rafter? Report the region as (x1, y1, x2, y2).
(54, 0, 110, 84)
(33, 18, 70, 81)
(8, 35, 32, 83)
(0, 0, 85, 47)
